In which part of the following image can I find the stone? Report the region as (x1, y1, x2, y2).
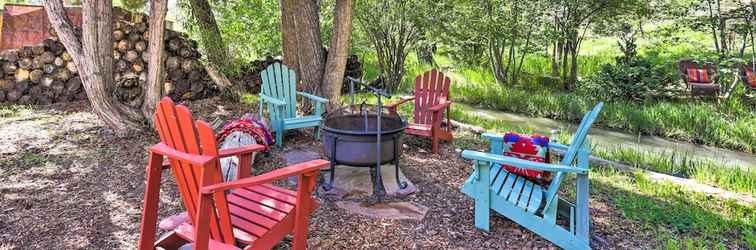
(319, 165, 374, 198)
(380, 164, 418, 196)
(335, 201, 429, 221)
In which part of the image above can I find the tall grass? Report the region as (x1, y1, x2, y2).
(448, 77, 755, 153)
(595, 147, 756, 195)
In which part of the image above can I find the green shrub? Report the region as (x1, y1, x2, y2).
(580, 58, 673, 102)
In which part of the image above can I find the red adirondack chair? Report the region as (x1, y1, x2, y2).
(386, 69, 453, 154)
(139, 97, 327, 250)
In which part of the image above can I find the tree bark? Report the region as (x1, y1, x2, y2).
(321, 0, 354, 110)
(45, 0, 142, 136)
(280, 0, 300, 74)
(293, 0, 325, 95)
(142, 0, 168, 126)
(187, 0, 229, 69)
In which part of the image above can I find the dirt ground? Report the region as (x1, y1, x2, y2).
(0, 98, 656, 249)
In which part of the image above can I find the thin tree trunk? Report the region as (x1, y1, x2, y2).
(293, 0, 325, 96)
(45, 0, 142, 136)
(569, 45, 579, 89)
(321, 0, 354, 110)
(707, 0, 721, 54)
(142, 0, 168, 125)
(280, 0, 300, 73)
(187, 0, 229, 69)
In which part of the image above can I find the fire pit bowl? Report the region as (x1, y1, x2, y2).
(321, 106, 406, 166)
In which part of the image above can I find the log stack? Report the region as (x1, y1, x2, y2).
(232, 54, 362, 95)
(0, 17, 215, 105)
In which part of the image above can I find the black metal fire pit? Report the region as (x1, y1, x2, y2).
(321, 77, 408, 196)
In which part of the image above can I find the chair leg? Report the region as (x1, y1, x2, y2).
(275, 129, 283, 147)
(431, 129, 440, 154)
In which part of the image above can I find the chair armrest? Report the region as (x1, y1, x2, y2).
(150, 143, 215, 167)
(201, 159, 329, 194)
(218, 144, 267, 158)
(461, 150, 587, 174)
(429, 100, 452, 112)
(482, 132, 504, 142)
(297, 91, 329, 103)
(549, 142, 569, 151)
(260, 94, 286, 106)
(386, 97, 415, 109)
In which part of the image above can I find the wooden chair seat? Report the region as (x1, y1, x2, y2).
(226, 184, 319, 246)
(406, 123, 432, 136)
(462, 163, 545, 214)
(459, 103, 603, 250)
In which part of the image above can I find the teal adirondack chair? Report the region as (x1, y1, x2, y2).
(258, 63, 328, 147)
(460, 103, 603, 250)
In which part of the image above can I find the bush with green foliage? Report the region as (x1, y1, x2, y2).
(579, 58, 673, 102)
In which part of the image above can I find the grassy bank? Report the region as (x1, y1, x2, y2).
(450, 78, 755, 153)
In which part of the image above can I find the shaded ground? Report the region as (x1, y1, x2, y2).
(1, 98, 657, 249)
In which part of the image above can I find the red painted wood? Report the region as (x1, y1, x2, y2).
(388, 69, 454, 153)
(250, 185, 297, 204)
(232, 188, 295, 212)
(139, 97, 321, 250)
(229, 203, 278, 229)
(137, 153, 164, 249)
(227, 194, 289, 221)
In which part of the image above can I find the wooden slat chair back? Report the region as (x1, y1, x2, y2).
(387, 69, 453, 153)
(152, 97, 234, 244)
(260, 63, 298, 120)
(139, 97, 325, 250)
(258, 63, 328, 147)
(460, 103, 604, 250)
(413, 69, 451, 125)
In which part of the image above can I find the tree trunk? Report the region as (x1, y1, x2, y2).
(568, 45, 579, 90)
(321, 0, 354, 110)
(45, 0, 143, 136)
(142, 0, 168, 126)
(187, 0, 229, 69)
(280, 0, 300, 74)
(293, 0, 325, 96)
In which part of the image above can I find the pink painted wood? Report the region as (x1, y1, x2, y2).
(387, 69, 453, 153)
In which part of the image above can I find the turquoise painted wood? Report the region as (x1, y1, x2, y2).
(258, 63, 328, 147)
(460, 102, 603, 250)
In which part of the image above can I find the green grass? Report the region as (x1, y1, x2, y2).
(446, 76, 755, 153)
(595, 147, 756, 196)
(592, 168, 756, 249)
(0, 105, 32, 118)
(451, 129, 755, 248)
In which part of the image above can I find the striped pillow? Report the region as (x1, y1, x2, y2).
(687, 68, 711, 83)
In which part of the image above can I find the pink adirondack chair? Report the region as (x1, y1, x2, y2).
(139, 97, 327, 250)
(386, 69, 453, 154)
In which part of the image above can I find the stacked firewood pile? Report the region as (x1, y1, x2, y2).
(341, 54, 363, 93)
(0, 17, 215, 105)
(231, 54, 363, 95)
(0, 41, 84, 104)
(234, 56, 282, 93)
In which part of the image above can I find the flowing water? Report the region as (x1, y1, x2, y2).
(458, 104, 756, 169)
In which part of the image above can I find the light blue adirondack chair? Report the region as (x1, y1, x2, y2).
(460, 103, 603, 250)
(258, 63, 328, 147)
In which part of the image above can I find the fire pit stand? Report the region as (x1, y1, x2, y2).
(320, 77, 408, 196)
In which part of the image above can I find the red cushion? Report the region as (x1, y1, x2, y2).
(687, 68, 711, 83)
(501, 133, 551, 183)
(747, 69, 756, 88)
